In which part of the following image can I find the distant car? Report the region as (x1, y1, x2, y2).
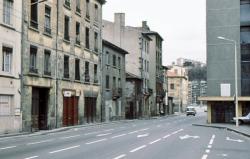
(186, 106, 196, 116)
(233, 113, 250, 125)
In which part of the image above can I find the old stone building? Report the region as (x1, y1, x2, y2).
(22, 0, 105, 132)
(103, 13, 152, 118)
(0, 0, 22, 134)
(102, 40, 128, 121)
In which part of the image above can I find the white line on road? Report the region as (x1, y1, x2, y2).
(24, 156, 39, 159)
(85, 138, 107, 145)
(111, 134, 127, 139)
(201, 154, 208, 159)
(163, 134, 171, 139)
(27, 139, 54, 145)
(60, 135, 81, 139)
(149, 139, 161, 144)
(0, 146, 17, 150)
(113, 154, 126, 159)
(128, 130, 138, 134)
(209, 135, 215, 145)
(130, 145, 147, 153)
(49, 145, 80, 154)
(205, 149, 210, 153)
(84, 132, 98, 135)
(103, 129, 114, 132)
(207, 145, 212, 149)
(97, 133, 112, 137)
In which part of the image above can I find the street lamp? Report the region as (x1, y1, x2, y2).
(217, 36, 239, 127)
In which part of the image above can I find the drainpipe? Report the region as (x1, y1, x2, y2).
(55, 0, 59, 128)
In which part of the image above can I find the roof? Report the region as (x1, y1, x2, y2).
(141, 32, 152, 41)
(198, 96, 250, 102)
(126, 72, 142, 80)
(97, 0, 106, 5)
(103, 40, 129, 55)
(144, 31, 164, 41)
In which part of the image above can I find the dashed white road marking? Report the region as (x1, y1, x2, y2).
(201, 154, 208, 159)
(60, 135, 80, 139)
(27, 139, 54, 145)
(24, 156, 39, 159)
(149, 139, 161, 144)
(128, 130, 138, 134)
(103, 129, 114, 132)
(49, 145, 80, 154)
(85, 138, 107, 145)
(163, 134, 171, 139)
(111, 134, 126, 139)
(84, 132, 98, 135)
(113, 154, 126, 159)
(97, 133, 112, 137)
(0, 146, 17, 150)
(205, 149, 210, 153)
(207, 145, 212, 149)
(137, 133, 149, 138)
(130, 145, 147, 153)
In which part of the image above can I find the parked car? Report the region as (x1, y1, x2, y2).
(186, 106, 196, 116)
(233, 112, 250, 125)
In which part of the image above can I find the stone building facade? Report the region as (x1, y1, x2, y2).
(0, 0, 22, 134)
(102, 40, 127, 121)
(167, 65, 189, 113)
(22, 0, 105, 132)
(103, 13, 152, 118)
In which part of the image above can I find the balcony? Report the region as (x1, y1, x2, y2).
(112, 88, 122, 99)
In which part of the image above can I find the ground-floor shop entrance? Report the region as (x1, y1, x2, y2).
(31, 87, 49, 130)
(211, 102, 235, 123)
(63, 96, 79, 126)
(85, 97, 97, 123)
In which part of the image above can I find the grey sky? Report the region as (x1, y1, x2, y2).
(103, 0, 206, 65)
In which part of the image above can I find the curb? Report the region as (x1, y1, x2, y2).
(192, 124, 250, 138)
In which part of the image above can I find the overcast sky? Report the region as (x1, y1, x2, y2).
(103, 0, 206, 65)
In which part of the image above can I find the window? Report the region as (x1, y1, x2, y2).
(0, 95, 12, 116)
(30, 0, 38, 29)
(86, 0, 90, 19)
(64, 0, 70, 8)
(106, 75, 110, 89)
(2, 46, 12, 73)
(94, 64, 98, 83)
(85, 27, 90, 49)
(106, 51, 110, 65)
(85, 61, 90, 82)
(44, 5, 51, 34)
(94, 32, 98, 52)
(94, 4, 98, 21)
(75, 58, 80, 80)
(44, 50, 51, 75)
(75, 22, 80, 45)
(3, 0, 13, 25)
(113, 77, 116, 88)
(118, 78, 121, 88)
(113, 55, 116, 67)
(170, 84, 175, 90)
(76, 0, 81, 14)
(64, 16, 70, 41)
(118, 57, 121, 68)
(64, 55, 69, 78)
(147, 61, 149, 72)
(30, 46, 37, 73)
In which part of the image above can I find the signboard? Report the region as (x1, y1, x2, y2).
(63, 91, 72, 97)
(220, 84, 231, 97)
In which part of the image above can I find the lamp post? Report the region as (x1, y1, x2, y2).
(217, 36, 239, 127)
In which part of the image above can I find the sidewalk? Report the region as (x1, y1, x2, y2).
(193, 122, 250, 138)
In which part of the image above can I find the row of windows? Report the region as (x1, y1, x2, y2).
(105, 51, 122, 68)
(105, 75, 121, 89)
(30, 0, 99, 51)
(29, 45, 98, 83)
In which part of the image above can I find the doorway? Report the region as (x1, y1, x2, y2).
(63, 96, 79, 126)
(85, 97, 96, 123)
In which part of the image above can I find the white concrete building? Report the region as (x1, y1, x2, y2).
(0, 0, 22, 134)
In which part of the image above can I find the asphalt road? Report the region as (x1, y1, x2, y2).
(0, 112, 249, 159)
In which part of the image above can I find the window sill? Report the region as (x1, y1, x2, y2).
(62, 78, 71, 81)
(0, 23, 15, 30)
(43, 32, 52, 38)
(84, 48, 91, 52)
(63, 4, 71, 10)
(94, 21, 99, 27)
(42, 74, 53, 79)
(84, 81, 90, 85)
(106, 88, 111, 91)
(75, 43, 81, 48)
(75, 11, 81, 17)
(0, 73, 16, 79)
(29, 26, 39, 33)
(63, 39, 70, 44)
(85, 17, 90, 23)
(93, 83, 100, 86)
(28, 72, 40, 77)
(75, 79, 81, 83)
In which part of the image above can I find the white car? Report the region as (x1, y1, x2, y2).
(233, 112, 250, 125)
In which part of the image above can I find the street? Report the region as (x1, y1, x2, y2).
(0, 112, 249, 159)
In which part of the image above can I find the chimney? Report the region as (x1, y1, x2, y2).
(115, 13, 125, 27)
